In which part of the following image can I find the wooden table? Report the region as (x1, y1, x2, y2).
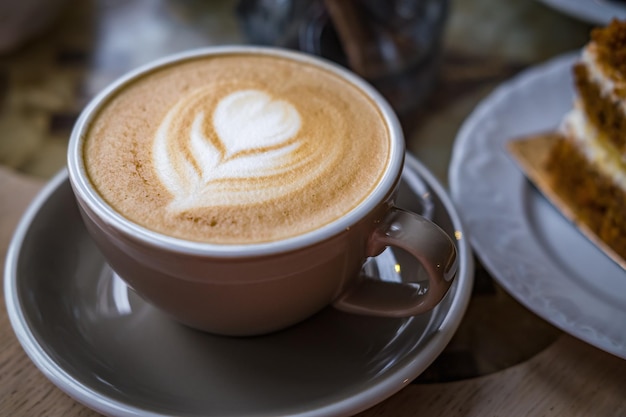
(1, 0, 625, 415)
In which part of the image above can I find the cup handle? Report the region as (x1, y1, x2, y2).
(333, 207, 458, 317)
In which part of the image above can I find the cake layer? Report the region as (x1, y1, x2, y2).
(560, 106, 626, 191)
(575, 19, 626, 158)
(546, 135, 626, 260)
(574, 62, 626, 157)
(545, 19, 626, 264)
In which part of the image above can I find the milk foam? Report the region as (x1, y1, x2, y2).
(83, 54, 390, 243)
(154, 89, 295, 209)
(214, 90, 301, 158)
(153, 88, 343, 211)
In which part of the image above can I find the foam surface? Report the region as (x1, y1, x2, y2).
(83, 53, 390, 243)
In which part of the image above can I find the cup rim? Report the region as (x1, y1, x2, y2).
(67, 45, 405, 258)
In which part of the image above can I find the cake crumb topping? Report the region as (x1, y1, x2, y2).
(592, 19, 626, 78)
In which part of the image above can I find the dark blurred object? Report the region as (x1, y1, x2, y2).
(237, 0, 449, 118)
(0, 0, 68, 54)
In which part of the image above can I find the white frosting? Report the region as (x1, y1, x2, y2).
(580, 45, 626, 112)
(581, 47, 612, 96)
(567, 44, 626, 191)
(153, 89, 336, 211)
(561, 104, 626, 192)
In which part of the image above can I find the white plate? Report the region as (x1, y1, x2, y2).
(5, 154, 473, 417)
(537, 0, 626, 25)
(449, 52, 626, 360)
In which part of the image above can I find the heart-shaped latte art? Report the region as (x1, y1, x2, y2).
(213, 90, 301, 158)
(153, 88, 307, 211)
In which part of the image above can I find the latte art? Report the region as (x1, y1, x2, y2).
(83, 53, 390, 243)
(213, 90, 301, 158)
(154, 89, 327, 211)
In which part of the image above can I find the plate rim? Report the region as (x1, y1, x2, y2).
(448, 50, 626, 360)
(4, 154, 474, 417)
(537, 0, 626, 25)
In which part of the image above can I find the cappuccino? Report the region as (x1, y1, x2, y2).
(83, 52, 390, 244)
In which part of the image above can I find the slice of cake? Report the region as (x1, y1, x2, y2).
(546, 19, 626, 260)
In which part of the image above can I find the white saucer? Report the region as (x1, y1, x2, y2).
(449, 52, 626, 360)
(5, 153, 473, 417)
(537, 0, 626, 25)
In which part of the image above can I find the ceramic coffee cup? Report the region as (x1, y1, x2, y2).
(67, 46, 457, 336)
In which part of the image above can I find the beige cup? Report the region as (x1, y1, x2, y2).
(67, 47, 457, 336)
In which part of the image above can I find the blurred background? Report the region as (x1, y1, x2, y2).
(0, 0, 592, 183)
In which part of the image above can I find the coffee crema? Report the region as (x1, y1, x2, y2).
(83, 53, 390, 243)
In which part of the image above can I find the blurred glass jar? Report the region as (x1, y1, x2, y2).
(237, 0, 450, 118)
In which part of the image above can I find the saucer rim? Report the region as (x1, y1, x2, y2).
(4, 153, 474, 417)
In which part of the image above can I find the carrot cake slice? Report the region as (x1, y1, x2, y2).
(546, 19, 626, 260)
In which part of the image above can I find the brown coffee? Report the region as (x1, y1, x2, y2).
(83, 52, 390, 244)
